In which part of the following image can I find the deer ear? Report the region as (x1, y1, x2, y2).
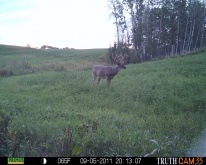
(116, 62, 121, 66)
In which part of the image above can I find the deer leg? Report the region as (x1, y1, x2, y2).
(93, 74, 97, 85)
(97, 77, 101, 84)
(106, 76, 111, 86)
(107, 80, 111, 86)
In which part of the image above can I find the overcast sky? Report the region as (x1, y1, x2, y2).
(0, 0, 116, 49)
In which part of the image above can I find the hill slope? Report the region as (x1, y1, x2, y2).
(0, 45, 205, 156)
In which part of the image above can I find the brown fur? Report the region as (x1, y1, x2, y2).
(92, 63, 126, 85)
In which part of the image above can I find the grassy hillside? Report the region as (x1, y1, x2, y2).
(0, 45, 205, 157)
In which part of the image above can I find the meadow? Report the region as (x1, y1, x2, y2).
(0, 44, 205, 157)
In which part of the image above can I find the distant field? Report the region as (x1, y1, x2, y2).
(0, 44, 107, 75)
(0, 44, 205, 157)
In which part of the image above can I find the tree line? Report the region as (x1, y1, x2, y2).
(108, 0, 206, 63)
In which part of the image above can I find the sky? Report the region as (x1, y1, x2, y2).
(0, 0, 116, 49)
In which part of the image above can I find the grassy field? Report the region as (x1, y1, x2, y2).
(0, 44, 205, 157)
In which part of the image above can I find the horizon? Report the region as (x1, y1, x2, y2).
(0, 0, 116, 49)
(0, 43, 109, 50)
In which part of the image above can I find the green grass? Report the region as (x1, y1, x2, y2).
(0, 45, 205, 157)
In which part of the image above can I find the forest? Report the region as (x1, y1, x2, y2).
(108, 0, 206, 62)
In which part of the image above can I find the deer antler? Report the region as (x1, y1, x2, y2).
(115, 53, 128, 64)
(114, 55, 122, 64)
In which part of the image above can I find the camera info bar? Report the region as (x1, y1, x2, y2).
(0, 157, 205, 165)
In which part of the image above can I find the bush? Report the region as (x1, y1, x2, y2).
(0, 69, 13, 77)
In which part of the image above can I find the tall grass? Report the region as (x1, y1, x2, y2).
(0, 45, 205, 156)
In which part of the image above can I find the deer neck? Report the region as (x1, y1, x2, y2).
(116, 65, 122, 71)
(112, 65, 121, 73)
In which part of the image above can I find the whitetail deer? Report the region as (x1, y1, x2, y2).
(92, 56, 127, 86)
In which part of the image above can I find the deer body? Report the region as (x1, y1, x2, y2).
(92, 62, 126, 85)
